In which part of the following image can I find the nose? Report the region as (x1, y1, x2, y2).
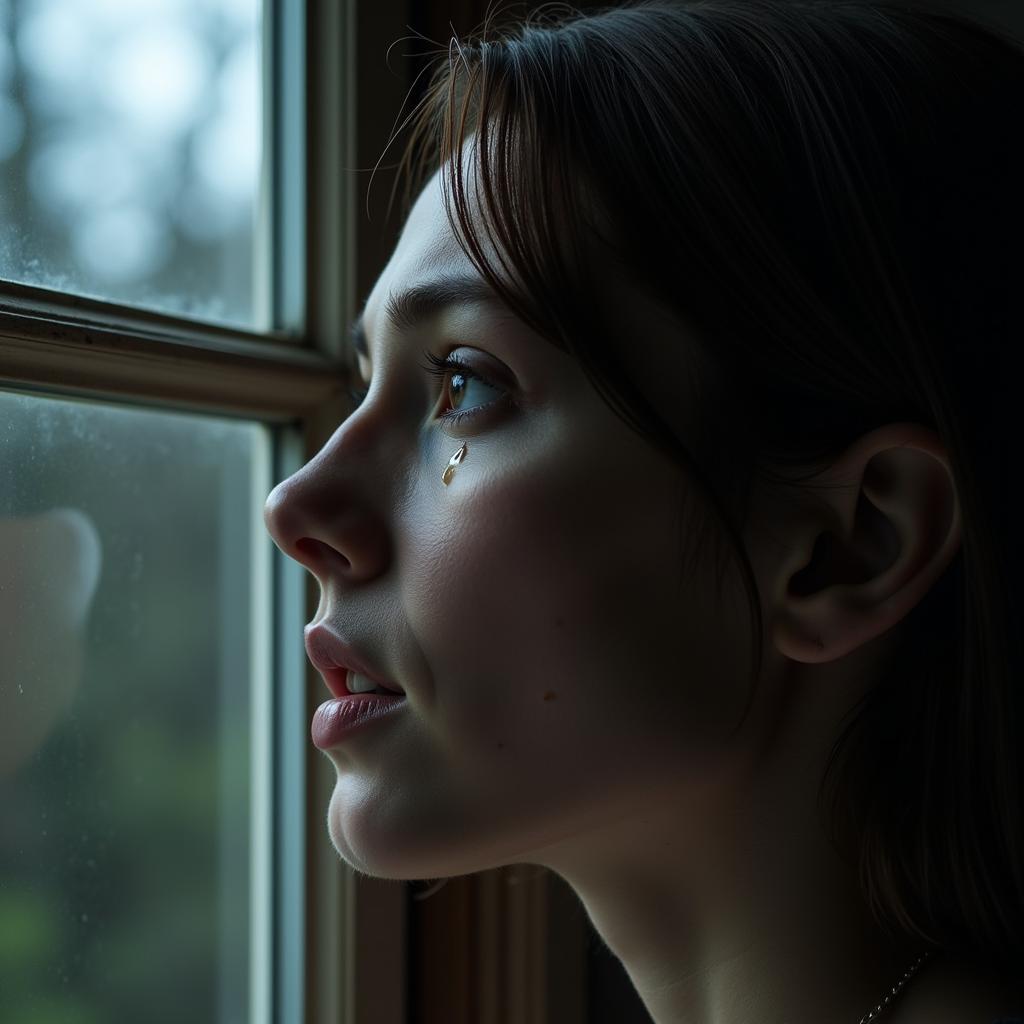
(263, 434, 391, 586)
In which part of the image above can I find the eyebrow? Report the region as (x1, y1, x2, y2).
(350, 274, 505, 361)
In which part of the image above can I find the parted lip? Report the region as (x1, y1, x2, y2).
(303, 623, 405, 696)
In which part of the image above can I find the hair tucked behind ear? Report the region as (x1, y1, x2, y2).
(387, 0, 1024, 973)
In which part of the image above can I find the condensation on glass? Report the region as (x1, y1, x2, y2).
(0, 387, 271, 1024)
(0, 0, 264, 329)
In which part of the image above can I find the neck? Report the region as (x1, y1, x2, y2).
(532, 667, 931, 1024)
(558, 815, 928, 1024)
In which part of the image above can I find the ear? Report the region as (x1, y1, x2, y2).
(768, 423, 962, 664)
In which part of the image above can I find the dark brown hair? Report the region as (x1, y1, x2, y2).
(388, 0, 1024, 972)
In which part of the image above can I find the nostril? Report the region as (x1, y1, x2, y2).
(295, 538, 318, 558)
(294, 537, 351, 569)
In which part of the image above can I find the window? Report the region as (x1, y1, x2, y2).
(0, 390, 270, 1024)
(0, 0, 264, 328)
(0, 0, 313, 1020)
(0, 0, 591, 1020)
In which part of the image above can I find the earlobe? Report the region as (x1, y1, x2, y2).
(769, 423, 962, 665)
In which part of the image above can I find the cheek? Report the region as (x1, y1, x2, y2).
(397, 440, 749, 767)
(401, 458, 601, 718)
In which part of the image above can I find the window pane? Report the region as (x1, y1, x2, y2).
(0, 0, 265, 329)
(0, 388, 272, 1024)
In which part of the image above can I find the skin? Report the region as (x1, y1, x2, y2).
(263, 152, 1023, 1023)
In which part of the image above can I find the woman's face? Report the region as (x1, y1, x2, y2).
(263, 161, 756, 881)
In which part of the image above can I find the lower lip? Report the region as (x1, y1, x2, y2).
(311, 694, 406, 749)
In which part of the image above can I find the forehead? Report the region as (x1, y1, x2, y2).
(362, 155, 509, 336)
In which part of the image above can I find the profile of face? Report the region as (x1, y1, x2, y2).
(263, 154, 761, 884)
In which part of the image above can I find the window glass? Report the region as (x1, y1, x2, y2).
(0, 388, 271, 1023)
(0, 0, 264, 328)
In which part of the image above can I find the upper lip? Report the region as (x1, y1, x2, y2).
(303, 622, 405, 697)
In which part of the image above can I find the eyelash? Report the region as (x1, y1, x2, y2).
(346, 350, 507, 429)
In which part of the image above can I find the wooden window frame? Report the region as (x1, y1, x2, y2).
(0, 0, 590, 1020)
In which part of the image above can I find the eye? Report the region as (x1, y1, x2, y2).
(343, 350, 512, 428)
(419, 350, 510, 428)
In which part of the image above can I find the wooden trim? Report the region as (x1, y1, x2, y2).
(409, 866, 588, 1024)
(304, 0, 415, 1017)
(0, 313, 345, 421)
(0, 271, 303, 347)
(349, 874, 409, 1023)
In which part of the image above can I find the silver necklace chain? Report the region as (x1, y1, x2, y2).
(857, 950, 933, 1024)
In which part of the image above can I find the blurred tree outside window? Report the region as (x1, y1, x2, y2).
(0, 389, 272, 1024)
(0, 0, 263, 328)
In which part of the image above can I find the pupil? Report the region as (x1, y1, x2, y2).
(449, 372, 466, 409)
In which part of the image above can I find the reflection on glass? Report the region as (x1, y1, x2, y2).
(0, 0, 263, 328)
(0, 388, 270, 1024)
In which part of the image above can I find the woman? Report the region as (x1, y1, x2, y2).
(263, 1, 1024, 1020)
